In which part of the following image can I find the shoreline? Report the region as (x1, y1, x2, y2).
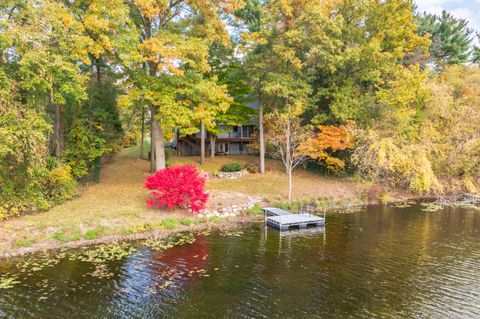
(0, 195, 429, 260)
(0, 215, 263, 260)
(1, 146, 438, 261)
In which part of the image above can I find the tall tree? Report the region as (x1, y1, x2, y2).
(186, 75, 232, 165)
(244, 0, 311, 174)
(302, 0, 429, 125)
(245, 0, 313, 198)
(4, 0, 90, 159)
(121, 0, 243, 171)
(470, 33, 480, 64)
(207, 35, 256, 159)
(239, 0, 266, 173)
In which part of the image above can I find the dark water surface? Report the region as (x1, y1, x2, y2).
(1, 205, 480, 318)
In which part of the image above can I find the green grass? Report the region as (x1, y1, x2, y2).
(162, 217, 180, 229)
(170, 153, 368, 202)
(180, 218, 193, 226)
(15, 238, 36, 248)
(51, 231, 69, 244)
(247, 203, 264, 216)
(84, 226, 106, 240)
(207, 216, 221, 223)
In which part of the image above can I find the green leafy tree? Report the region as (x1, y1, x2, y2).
(414, 11, 473, 67)
(120, 0, 243, 172)
(302, 0, 429, 124)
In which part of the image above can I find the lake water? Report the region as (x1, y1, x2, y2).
(1, 204, 480, 318)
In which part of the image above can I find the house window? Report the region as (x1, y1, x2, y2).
(242, 125, 252, 138)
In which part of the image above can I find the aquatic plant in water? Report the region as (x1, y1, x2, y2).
(0, 275, 20, 289)
(78, 243, 135, 263)
(16, 252, 67, 273)
(393, 201, 416, 208)
(144, 233, 196, 251)
(421, 202, 443, 212)
(219, 230, 244, 237)
(88, 264, 114, 279)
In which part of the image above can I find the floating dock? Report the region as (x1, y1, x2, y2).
(263, 207, 325, 231)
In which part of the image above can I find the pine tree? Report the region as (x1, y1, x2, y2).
(415, 10, 473, 67)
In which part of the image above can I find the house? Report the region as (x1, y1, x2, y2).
(176, 101, 259, 156)
(176, 124, 257, 156)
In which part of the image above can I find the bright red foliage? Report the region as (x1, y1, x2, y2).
(145, 165, 209, 213)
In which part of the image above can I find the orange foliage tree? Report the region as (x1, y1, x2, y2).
(299, 123, 354, 172)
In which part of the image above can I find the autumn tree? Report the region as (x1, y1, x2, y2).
(301, 0, 429, 125)
(121, 0, 243, 171)
(207, 35, 257, 159)
(244, 0, 312, 175)
(299, 123, 354, 172)
(0, 1, 80, 217)
(265, 109, 310, 201)
(238, 0, 265, 173)
(185, 75, 232, 165)
(352, 65, 437, 193)
(5, 0, 89, 159)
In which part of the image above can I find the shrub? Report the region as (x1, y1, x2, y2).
(43, 164, 77, 204)
(220, 162, 243, 172)
(145, 165, 209, 212)
(244, 162, 258, 173)
(63, 118, 111, 179)
(352, 133, 439, 193)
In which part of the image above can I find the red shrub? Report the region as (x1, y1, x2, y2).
(145, 165, 209, 213)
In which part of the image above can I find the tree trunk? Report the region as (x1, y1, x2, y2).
(285, 118, 292, 200)
(140, 106, 145, 160)
(53, 103, 64, 159)
(259, 99, 265, 174)
(96, 57, 102, 83)
(200, 120, 205, 165)
(287, 167, 293, 201)
(150, 116, 155, 173)
(210, 136, 216, 158)
(151, 107, 165, 171)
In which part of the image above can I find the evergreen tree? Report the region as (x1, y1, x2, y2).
(415, 11, 473, 67)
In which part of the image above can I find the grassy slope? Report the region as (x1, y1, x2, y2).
(171, 154, 369, 202)
(0, 146, 370, 254)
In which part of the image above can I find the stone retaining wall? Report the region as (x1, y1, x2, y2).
(199, 195, 262, 218)
(215, 169, 248, 179)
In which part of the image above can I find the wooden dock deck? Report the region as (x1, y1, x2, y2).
(263, 207, 325, 231)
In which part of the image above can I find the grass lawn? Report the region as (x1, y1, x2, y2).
(170, 153, 369, 203)
(0, 145, 371, 256)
